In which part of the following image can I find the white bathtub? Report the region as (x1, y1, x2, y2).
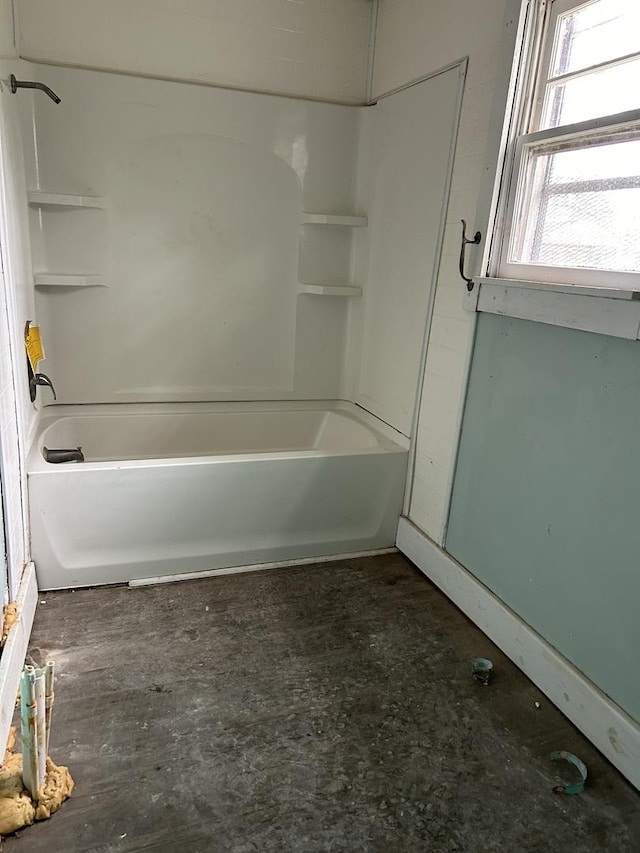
(28, 401, 408, 590)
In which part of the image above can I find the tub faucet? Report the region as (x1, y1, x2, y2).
(44, 447, 85, 464)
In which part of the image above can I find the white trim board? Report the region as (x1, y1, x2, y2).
(0, 563, 38, 755)
(468, 277, 640, 340)
(396, 517, 640, 791)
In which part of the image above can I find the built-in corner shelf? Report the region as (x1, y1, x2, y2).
(300, 213, 367, 227)
(28, 191, 106, 210)
(34, 273, 106, 288)
(298, 284, 362, 297)
(297, 210, 366, 299)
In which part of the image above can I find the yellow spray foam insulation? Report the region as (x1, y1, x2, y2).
(1, 604, 18, 646)
(0, 729, 74, 836)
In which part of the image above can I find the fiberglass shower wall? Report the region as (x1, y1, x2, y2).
(22, 64, 361, 405)
(346, 64, 465, 437)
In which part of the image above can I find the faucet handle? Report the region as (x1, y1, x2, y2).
(30, 372, 57, 401)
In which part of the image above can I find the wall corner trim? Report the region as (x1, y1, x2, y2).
(396, 517, 640, 791)
(0, 562, 37, 757)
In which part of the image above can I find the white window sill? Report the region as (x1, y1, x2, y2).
(466, 277, 640, 340)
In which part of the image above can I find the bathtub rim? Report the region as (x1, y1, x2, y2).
(28, 399, 408, 473)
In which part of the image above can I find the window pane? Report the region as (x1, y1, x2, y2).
(541, 55, 640, 127)
(511, 138, 640, 272)
(551, 0, 640, 78)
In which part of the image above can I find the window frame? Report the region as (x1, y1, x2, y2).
(489, 0, 640, 291)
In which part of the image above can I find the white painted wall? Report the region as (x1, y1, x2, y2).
(370, 0, 521, 540)
(0, 60, 39, 596)
(0, 474, 7, 608)
(25, 64, 361, 404)
(0, 278, 17, 604)
(16, 0, 373, 104)
(347, 66, 464, 436)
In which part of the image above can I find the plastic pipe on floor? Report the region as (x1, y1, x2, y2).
(20, 667, 40, 798)
(44, 661, 55, 755)
(34, 668, 47, 787)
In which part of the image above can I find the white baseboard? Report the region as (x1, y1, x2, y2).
(0, 562, 38, 756)
(396, 517, 640, 791)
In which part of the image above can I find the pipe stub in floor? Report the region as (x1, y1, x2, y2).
(472, 657, 493, 685)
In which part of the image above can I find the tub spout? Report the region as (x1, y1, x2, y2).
(44, 447, 84, 464)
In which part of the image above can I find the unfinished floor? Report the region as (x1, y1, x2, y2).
(11, 554, 640, 852)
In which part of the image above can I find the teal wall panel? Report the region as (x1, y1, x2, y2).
(447, 313, 640, 722)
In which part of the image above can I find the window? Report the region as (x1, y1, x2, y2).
(497, 0, 640, 289)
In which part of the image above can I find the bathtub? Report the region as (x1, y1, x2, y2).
(28, 401, 408, 590)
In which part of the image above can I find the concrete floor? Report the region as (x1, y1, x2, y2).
(11, 554, 640, 852)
